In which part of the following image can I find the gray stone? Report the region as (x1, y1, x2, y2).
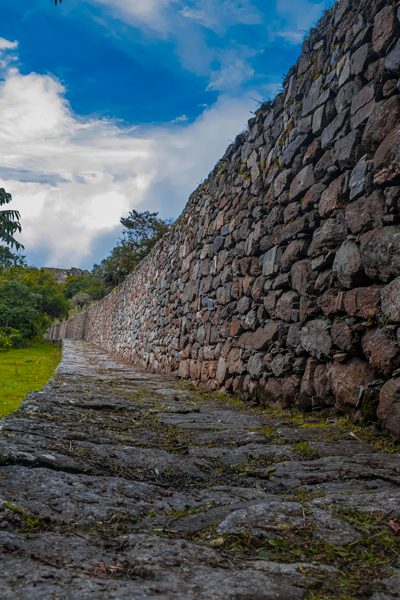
(350, 43, 371, 75)
(289, 165, 315, 200)
(334, 130, 360, 167)
(321, 110, 349, 149)
(300, 319, 332, 360)
(385, 38, 400, 71)
(378, 378, 400, 437)
(262, 246, 281, 277)
(281, 134, 309, 166)
(333, 240, 365, 289)
(349, 155, 370, 200)
(302, 76, 323, 116)
(360, 227, 400, 282)
(308, 213, 347, 256)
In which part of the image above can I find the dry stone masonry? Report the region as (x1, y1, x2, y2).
(49, 0, 400, 436)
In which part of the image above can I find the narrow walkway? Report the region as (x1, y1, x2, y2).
(0, 341, 399, 599)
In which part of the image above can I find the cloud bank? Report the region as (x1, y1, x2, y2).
(0, 43, 253, 267)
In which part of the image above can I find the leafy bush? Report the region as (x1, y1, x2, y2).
(0, 268, 69, 342)
(0, 327, 22, 352)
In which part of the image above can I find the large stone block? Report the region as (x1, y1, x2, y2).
(362, 327, 400, 376)
(378, 378, 400, 436)
(362, 96, 400, 151)
(319, 173, 349, 217)
(381, 277, 400, 322)
(300, 319, 332, 360)
(308, 213, 347, 256)
(343, 286, 382, 320)
(333, 240, 365, 289)
(289, 165, 315, 200)
(360, 227, 400, 282)
(374, 125, 400, 184)
(329, 358, 375, 410)
(345, 191, 385, 234)
(291, 259, 316, 295)
(372, 6, 398, 55)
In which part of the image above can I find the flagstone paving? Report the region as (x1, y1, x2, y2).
(0, 340, 399, 599)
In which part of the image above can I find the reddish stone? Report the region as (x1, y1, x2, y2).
(360, 227, 400, 283)
(343, 286, 381, 320)
(372, 5, 398, 56)
(345, 192, 385, 235)
(291, 259, 316, 295)
(319, 173, 348, 217)
(242, 275, 254, 295)
(257, 375, 300, 409)
(281, 240, 308, 269)
(230, 317, 242, 337)
(303, 138, 321, 165)
(318, 290, 344, 316)
(374, 125, 400, 184)
(314, 364, 332, 406)
(238, 331, 253, 348)
(362, 96, 400, 151)
(378, 378, 400, 436)
(178, 360, 190, 379)
(331, 320, 356, 352)
(226, 348, 245, 374)
(329, 358, 375, 410)
(381, 277, 400, 322)
(299, 296, 318, 322)
(275, 291, 299, 322)
(362, 328, 400, 376)
(301, 183, 326, 213)
(251, 277, 264, 301)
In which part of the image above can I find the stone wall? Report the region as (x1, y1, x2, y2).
(49, 0, 400, 436)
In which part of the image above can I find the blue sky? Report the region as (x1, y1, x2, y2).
(0, 0, 331, 268)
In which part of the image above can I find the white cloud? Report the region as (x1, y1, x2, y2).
(0, 38, 18, 51)
(88, 0, 173, 33)
(207, 53, 255, 91)
(180, 0, 262, 32)
(0, 50, 252, 268)
(87, 0, 261, 84)
(274, 0, 328, 44)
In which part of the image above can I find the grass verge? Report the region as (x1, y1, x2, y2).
(0, 340, 61, 418)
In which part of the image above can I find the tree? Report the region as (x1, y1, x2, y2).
(0, 247, 26, 271)
(0, 268, 69, 342)
(96, 210, 172, 288)
(0, 188, 23, 252)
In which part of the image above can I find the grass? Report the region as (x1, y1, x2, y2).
(0, 340, 61, 418)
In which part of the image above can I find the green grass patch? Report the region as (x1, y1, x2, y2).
(0, 340, 61, 418)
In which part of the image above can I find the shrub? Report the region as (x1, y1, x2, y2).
(0, 327, 23, 352)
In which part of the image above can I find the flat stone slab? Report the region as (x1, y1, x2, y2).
(0, 340, 399, 599)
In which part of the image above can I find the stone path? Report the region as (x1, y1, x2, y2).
(0, 341, 399, 599)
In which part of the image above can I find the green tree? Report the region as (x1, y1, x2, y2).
(96, 210, 172, 288)
(0, 268, 69, 343)
(0, 247, 26, 271)
(0, 188, 23, 252)
(64, 273, 108, 302)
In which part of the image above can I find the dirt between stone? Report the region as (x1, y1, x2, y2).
(0, 340, 399, 600)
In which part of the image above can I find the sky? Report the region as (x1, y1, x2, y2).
(0, 0, 332, 269)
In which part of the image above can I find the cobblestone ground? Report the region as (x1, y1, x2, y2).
(0, 341, 399, 600)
